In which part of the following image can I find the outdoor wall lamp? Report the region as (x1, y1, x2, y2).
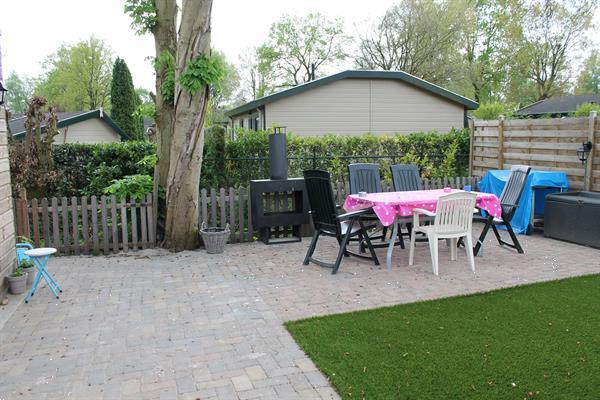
(0, 80, 7, 106)
(577, 141, 593, 164)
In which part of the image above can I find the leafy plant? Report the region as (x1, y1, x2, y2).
(19, 259, 34, 269)
(180, 54, 226, 95)
(11, 267, 24, 278)
(472, 102, 514, 120)
(574, 102, 600, 117)
(124, 0, 157, 35)
(104, 174, 153, 201)
(154, 51, 175, 105)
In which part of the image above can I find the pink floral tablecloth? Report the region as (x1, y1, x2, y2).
(343, 189, 502, 227)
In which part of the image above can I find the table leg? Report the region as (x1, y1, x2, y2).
(25, 262, 44, 303)
(386, 217, 399, 271)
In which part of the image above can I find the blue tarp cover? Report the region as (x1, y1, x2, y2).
(478, 170, 570, 234)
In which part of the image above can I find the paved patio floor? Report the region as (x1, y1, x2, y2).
(1, 228, 599, 400)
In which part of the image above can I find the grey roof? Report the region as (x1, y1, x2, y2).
(143, 116, 155, 132)
(225, 70, 479, 117)
(9, 109, 129, 140)
(516, 94, 600, 115)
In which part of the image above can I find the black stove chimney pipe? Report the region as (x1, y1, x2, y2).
(269, 126, 288, 180)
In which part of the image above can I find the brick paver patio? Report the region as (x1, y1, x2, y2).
(1, 229, 599, 399)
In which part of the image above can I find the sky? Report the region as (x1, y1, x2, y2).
(0, 0, 397, 91)
(1, 0, 599, 92)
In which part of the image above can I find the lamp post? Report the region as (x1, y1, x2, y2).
(578, 141, 593, 190)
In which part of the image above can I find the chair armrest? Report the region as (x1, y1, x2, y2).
(412, 208, 436, 217)
(337, 208, 373, 221)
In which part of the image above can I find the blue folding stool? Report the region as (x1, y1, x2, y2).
(23, 247, 61, 303)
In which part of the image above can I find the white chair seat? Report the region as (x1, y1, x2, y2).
(409, 193, 477, 275)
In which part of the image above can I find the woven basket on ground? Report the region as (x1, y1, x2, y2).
(200, 222, 230, 254)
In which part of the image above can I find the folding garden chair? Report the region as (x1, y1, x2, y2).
(409, 192, 477, 275)
(390, 164, 422, 192)
(303, 169, 380, 274)
(348, 163, 404, 249)
(473, 165, 531, 256)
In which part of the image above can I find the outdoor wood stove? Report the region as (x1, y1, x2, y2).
(250, 127, 310, 244)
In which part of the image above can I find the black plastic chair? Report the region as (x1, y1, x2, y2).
(347, 163, 404, 249)
(390, 164, 422, 192)
(473, 165, 531, 255)
(303, 170, 380, 274)
(348, 163, 383, 194)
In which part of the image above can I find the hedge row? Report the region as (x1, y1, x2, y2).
(51, 141, 156, 197)
(200, 128, 470, 188)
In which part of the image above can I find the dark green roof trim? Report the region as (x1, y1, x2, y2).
(225, 70, 479, 117)
(12, 109, 130, 141)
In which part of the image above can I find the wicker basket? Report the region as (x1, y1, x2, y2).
(200, 222, 230, 254)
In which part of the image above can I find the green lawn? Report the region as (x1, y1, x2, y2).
(285, 275, 600, 399)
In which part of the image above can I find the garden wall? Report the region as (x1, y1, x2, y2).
(0, 108, 17, 295)
(470, 112, 599, 190)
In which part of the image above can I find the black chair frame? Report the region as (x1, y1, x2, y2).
(304, 170, 380, 274)
(472, 165, 531, 256)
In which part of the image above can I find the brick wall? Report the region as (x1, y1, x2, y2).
(0, 107, 16, 295)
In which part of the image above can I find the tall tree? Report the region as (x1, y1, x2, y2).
(111, 57, 143, 139)
(575, 49, 600, 94)
(36, 37, 113, 111)
(522, 0, 596, 101)
(355, 0, 464, 85)
(208, 50, 242, 123)
(126, 0, 224, 250)
(238, 47, 271, 100)
(258, 13, 350, 89)
(4, 72, 35, 114)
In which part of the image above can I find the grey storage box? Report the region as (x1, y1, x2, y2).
(544, 191, 600, 249)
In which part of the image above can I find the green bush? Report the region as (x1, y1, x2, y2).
(472, 102, 514, 120)
(51, 141, 156, 197)
(574, 102, 600, 117)
(200, 128, 470, 188)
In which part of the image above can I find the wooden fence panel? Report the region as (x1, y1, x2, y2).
(471, 114, 598, 190)
(15, 193, 155, 256)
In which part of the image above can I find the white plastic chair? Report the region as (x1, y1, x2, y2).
(409, 192, 477, 275)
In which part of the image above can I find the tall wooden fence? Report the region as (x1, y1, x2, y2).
(470, 112, 599, 190)
(15, 176, 478, 254)
(15, 194, 156, 255)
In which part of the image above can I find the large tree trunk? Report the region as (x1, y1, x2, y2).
(164, 0, 213, 251)
(152, 0, 177, 188)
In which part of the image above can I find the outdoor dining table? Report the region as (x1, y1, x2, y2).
(343, 189, 502, 270)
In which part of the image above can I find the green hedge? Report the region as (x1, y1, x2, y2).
(200, 128, 470, 188)
(51, 141, 156, 197)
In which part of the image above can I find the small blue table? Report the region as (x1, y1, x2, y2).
(478, 170, 569, 234)
(24, 248, 61, 303)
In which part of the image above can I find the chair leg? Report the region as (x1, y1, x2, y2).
(465, 234, 475, 272)
(491, 224, 502, 244)
(474, 215, 493, 256)
(408, 229, 417, 266)
(397, 225, 405, 249)
(358, 220, 380, 266)
(332, 226, 353, 274)
(303, 230, 320, 265)
(381, 226, 388, 242)
(450, 238, 457, 261)
(504, 220, 524, 254)
(428, 234, 439, 275)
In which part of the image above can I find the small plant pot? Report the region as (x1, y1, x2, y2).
(8, 273, 28, 295)
(22, 267, 36, 286)
(200, 222, 230, 254)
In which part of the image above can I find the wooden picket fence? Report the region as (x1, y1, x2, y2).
(15, 194, 156, 255)
(14, 176, 478, 255)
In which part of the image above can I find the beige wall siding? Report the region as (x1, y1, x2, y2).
(0, 108, 17, 296)
(261, 78, 464, 136)
(54, 118, 121, 144)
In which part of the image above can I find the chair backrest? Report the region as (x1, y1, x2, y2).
(348, 163, 382, 194)
(16, 243, 33, 265)
(390, 164, 422, 191)
(433, 192, 477, 234)
(499, 165, 531, 219)
(303, 170, 339, 234)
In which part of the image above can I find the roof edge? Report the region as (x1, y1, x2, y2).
(225, 70, 479, 117)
